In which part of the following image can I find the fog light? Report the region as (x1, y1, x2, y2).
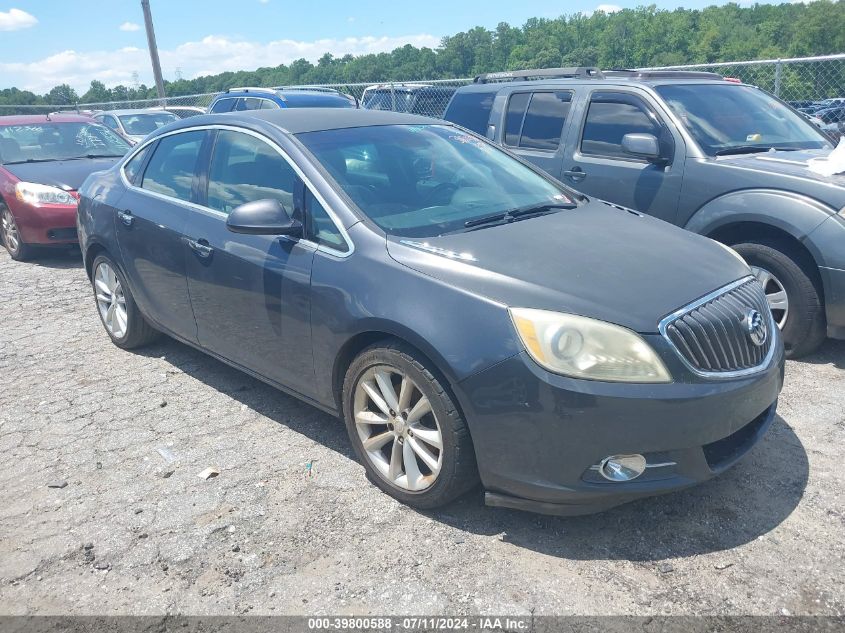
(598, 454, 647, 482)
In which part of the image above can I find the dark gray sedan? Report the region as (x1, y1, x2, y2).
(77, 109, 784, 515)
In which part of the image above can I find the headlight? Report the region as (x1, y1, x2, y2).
(15, 182, 77, 206)
(509, 308, 672, 383)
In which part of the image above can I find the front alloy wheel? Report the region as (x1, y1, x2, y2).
(1, 207, 31, 260)
(343, 342, 478, 509)
(353, 366, 443, 492)
(751, 265, 789, 329)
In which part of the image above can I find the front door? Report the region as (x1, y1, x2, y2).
(115, 130, 208, 342)
(184, 128, 316, 394)
(561, 90, 684, 224)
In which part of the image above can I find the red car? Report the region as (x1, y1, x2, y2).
(0, 114, 131, 260)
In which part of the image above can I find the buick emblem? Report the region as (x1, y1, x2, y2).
(744, 309, 767, 347)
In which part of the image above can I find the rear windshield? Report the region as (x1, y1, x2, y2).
(443, 91, 495, 134)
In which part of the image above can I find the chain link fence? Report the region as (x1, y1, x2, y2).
(0, 54, 843, 119)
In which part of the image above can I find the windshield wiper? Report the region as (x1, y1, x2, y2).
(714, 145, 800, 157)
(463, 202, 577, 228)
(1, 157, 61, 165)
(63, 154, 125, 160)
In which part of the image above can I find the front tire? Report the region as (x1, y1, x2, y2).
(1, 205, 33, 261)
(732, 241, 826, 358)
(91, 254, 159, 349)
(342, 341, 479, 509)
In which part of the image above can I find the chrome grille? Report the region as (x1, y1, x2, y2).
(660, 277, 775, 376)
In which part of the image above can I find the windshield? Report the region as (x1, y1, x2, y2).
(118, 112, 179, 135)
(0, 122, 131, 164)
(297, 124, 574, 238)
(656, 84, 831, 156)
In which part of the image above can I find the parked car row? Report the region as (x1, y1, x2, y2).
(0, 68, 842, 517)
(791, 98, 845, 138)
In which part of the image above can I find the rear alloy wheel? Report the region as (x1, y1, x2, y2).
(343, 342, 478, 509)
(91, 255, 159, 349)
(733, 241, 826, 358)
(1, 206, 33, 261)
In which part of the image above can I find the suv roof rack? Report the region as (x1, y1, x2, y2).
(604, 69, 726, 80)
(224, 86, 277, 94)
(273, 86, 342, 93)
(474, 67, 604, 83)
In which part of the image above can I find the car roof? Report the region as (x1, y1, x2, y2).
(214, 89, 351, 105)
(98, 109, 180, 116)
(170, 109, 440, 135)
(0, 114, 95, 125)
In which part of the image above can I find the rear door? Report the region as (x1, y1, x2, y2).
(115, 130, 207, 342)
(497, 89, 574, 179)
(183, 128, 318, 394)
(561, 89, 684, 223)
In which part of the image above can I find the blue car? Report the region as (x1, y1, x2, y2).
(77, 109, 783, 515)
(208, 86, 357, 113)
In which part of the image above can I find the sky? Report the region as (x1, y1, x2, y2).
(0, 0, 798, 93)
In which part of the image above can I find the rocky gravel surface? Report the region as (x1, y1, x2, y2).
(0, 248, 843, 616)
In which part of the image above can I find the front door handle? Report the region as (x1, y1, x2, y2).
(185, 237, 214, 258)
(563, 167, 587, 183)
(116, 210, 134, 227)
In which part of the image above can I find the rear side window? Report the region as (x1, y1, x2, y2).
(141, 131, 205, 201)
(504, 91, 572, 150)
(234, 98, 262, 111)
(581, 93, 662, 159)
(260, 99, 280, 110)
(444, 91, 495, 134)
(123, 144, 152, 185)
(209, 98, 236, 113)
(206, 130, 297, 215)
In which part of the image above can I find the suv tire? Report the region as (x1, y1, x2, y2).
(733, 241, 826, 358)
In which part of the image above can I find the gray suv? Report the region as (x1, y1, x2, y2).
(444, 67, 845, 357)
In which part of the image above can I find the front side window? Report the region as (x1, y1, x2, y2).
(0, 122, 131, 164)
(209, 98, 236, 114)
(101, 115, 119, 131)
(581, 93, 663, 159)
(123, 144, 152, 185)
(297, 124, 574, 238)
(505, 91, 572, 151)
(656, 84, 830, 155)
(141, 130, 205, 201)
(206, 130, 296, 215)
(118, 112, 179, 136)
(444, 91, 496, 135)
(305, 189, 347, 253)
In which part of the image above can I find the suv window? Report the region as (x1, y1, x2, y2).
(505, 91, 572, 151)
(140, 130, 205, 201)
(444, 91, 495, 135)
(234, 97, 263, 111)
(260, 99, 280, 110)
(209, 98, 236, 114)
(581, 92, 662, 159)
(305, 189, 347, 253)
(206, 130, 296, 215)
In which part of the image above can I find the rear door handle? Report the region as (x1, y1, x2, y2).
(116, 210, 134, 227)
(185, 237, 214, 258)
(563, 167, 587, 183)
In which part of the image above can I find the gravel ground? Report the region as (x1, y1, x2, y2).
(0, 247, 843, 617)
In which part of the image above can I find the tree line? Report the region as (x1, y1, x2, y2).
(1, 1, 844, 107)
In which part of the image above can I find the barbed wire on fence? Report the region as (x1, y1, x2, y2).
(1, 53, 843, 118)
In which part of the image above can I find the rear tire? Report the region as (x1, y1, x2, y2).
(91, 254, 159, 349)
(342, 341, 479, 509)
(1, 205, 34, 261)
(732, 241, 826, 358)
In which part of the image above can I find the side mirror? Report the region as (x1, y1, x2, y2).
(226, 199, 303, 237)
(621, 133, 663, 163)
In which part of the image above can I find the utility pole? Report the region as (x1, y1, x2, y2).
(141, 0, 166, 101)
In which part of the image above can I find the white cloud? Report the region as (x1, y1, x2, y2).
(594, 4, 623, 13)
(0, 7, 37, 31)
(0, 33, 441, 93)
(119, 21, 141, 32)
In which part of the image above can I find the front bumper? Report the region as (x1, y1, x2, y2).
(456, 336, 785, 516)
(10, 200, 79, 245)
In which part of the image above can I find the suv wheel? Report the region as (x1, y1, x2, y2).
(732, 241, 826, 358)
(1, 205, 33, 261)
(342, 341, 479, 509)
(92, 254, 160, 349)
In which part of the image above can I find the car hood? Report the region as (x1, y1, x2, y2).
(385, 201, 751, 333)
(3, 157, 122, 191)
(716, 148, 845, 187)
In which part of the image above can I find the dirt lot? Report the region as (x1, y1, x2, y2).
(0, 247, 843, 617)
